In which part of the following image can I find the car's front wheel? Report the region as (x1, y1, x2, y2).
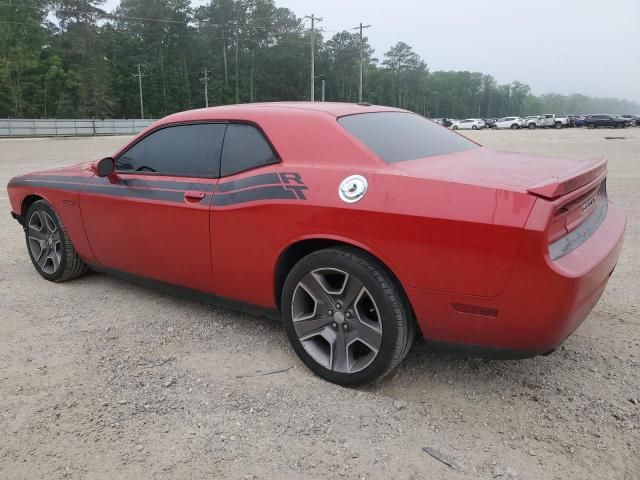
(25, 200, 89, 282)
(588, 123, 596, 129)
(282, 247, 414, 385)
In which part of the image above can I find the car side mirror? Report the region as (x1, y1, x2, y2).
(95, 157, 115, 177)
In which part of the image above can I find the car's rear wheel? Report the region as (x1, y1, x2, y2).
(452, 125, 458, 130)
(472, 125, 477, 130)
(528, 123, 536, 129)
(281, 247, 414, 385)
(616, 122, 623, 129)
(588, 123, 596, 129)
(510, 124, 518, 129)
(25, 200, 89, 282)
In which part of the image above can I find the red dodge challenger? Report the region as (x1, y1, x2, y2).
(7, 102, 626, 385)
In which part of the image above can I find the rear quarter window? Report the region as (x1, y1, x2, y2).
(338, 112, 476, 163)
(220, 123, 279, 176)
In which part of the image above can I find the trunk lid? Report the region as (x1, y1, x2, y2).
(392, 147, 606, 198)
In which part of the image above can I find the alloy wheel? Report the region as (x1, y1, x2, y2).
(291, 268, 383, 374)
(28, 210, 62, 274)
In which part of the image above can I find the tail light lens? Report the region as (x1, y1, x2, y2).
(548, 182, 605, 245)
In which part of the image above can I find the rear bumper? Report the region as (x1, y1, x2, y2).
(407, 200, 626, 355)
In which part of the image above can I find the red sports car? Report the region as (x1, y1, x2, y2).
(7, 103, 626, 385)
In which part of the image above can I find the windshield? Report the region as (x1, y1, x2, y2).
(338, 112, 477, 163)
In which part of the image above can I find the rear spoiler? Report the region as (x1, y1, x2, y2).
(527, 156, 607, 199)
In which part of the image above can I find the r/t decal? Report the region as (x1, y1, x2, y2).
(279, 172, 308, 199)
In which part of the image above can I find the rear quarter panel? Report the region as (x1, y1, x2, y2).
(211, 163, 535, 309)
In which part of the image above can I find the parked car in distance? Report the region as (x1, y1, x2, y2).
(620, 115, 640, 126)
(554, 115, 570, 128)
(493, 116, 523, 129)
(612, 115, 633, 127)
(452, 118, 484, 130)
(584, 114, 627, 129)
(6, 102, 627, 385)
(523, 115, 543, 129)
(534, 114, 566, 129)
(568, 115, 585, 128)
(483, 118, 496, 128)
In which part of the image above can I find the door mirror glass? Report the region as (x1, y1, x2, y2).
(96, 157, 115, 177)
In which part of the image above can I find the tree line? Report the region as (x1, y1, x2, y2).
(1, 0, 638, 120)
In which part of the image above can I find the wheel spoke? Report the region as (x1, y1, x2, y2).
(50, 246, 61, 271)
(28, 226, 47, 241)
(43, 213, 57, 234)
(299, 272, 333, 311)
(347, 322, 382, 352)
(29, 238, 45, 261)
(294, 315, 334, 339)
(330, 329, 350, 373)
(37, 246, 49, 269)
(341, 275, 364, 311)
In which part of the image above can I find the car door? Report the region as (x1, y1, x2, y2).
(79, 122, 226, 292)
(208, 122, 286, 304)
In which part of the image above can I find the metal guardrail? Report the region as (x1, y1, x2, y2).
(0, 119, 155, 137)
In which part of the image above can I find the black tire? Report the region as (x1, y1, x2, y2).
(555, 122, 562, 129)
(528, 123, 536, 129)
(24, 200, 89, 282)
(452, 125, 458, 130)
(510, 124, 518, 130)
(281, 247, 415, 386)
(472, 125, 477, 130)
(588, 123, 596, 129)
(616, 122, 623, 129)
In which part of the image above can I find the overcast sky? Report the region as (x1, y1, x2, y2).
(103, 0, 640, 102)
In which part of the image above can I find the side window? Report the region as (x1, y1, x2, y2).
(220, 123, 279, 177)
(116, 123, 226, 177)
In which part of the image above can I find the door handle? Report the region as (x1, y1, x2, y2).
(184, 190, 206, 201)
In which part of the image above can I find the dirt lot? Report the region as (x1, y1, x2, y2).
(1, 128, 638, 479)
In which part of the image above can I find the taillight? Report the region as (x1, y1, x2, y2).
(548, 207, 569, 243)
(548, 182, 604, 245)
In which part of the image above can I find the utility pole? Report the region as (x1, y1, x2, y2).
(222, 37, 229, 89)
(132, 64, 146, 119)
(352, 22, 371, 103)
(321, 79, 325, 102)
(234, 30, 240, 104)
(250, 50, 255, 103)
(200, 68, 210, 107)
(305, 14, 322, 101)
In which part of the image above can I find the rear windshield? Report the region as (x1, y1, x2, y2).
(338, 112, 477, 163)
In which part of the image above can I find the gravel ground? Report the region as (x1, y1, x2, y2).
(0, 128, 638, 479)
